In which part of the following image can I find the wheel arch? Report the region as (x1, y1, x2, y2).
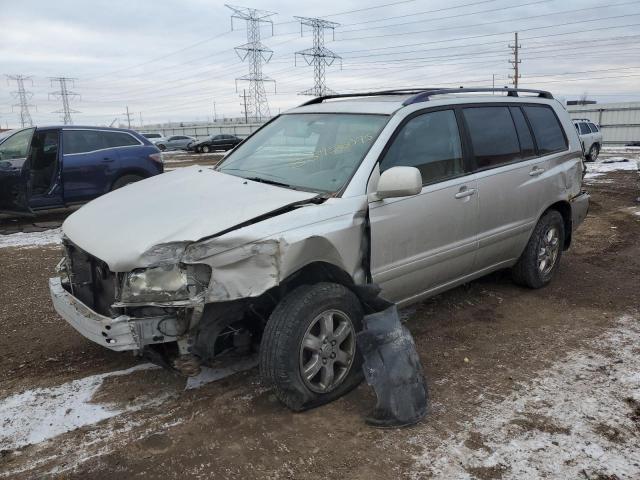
(109, 168, 149, 190)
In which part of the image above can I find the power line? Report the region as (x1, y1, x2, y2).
(49, 77, 80, 125)
(227, 4, 276, 120)
(294, 17, 341, 96)
(6, 74, 35, 127)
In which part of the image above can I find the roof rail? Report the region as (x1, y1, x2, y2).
(403, 87, 553, 105)
(297, 87, 554, 107)
(298, 88, 443, 106)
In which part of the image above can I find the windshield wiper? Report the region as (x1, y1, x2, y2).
(244, 176, 297, 190)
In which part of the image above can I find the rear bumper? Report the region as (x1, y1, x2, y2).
(49, 277, 181, 352)
(571, 191, 590, 230)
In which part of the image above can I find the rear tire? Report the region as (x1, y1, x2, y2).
(260, 282, 364, 412)
(111, 174, 144, 191)
(157, 144, 166, 151)
(202, 145, 210, 153)
(512, 210, 565, 289)
(587, 144, 599, 162)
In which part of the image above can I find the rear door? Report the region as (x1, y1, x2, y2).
(62, 129, 121, 203)
(464, 105, 548, 270)
(0, 128, 36, 214)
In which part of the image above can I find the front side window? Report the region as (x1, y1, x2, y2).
(0, 128, 35, 160)
(218, 113, 389, 193)
(579, 123, 591, 135)
(523, 106, 567, 155)
(463, 106, 521, 169)
(63, 130, 106, 155)
(380, 109, 464, 185)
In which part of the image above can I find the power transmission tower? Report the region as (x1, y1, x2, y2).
(294, 17, 341, 96)
(226, 4, 276, 121)
(6, 75, 35, 127)
(509, 32, 521, 88)
(240, 89, 249, 123)
(49, 77, 80, 125)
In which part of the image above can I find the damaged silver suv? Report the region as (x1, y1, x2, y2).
(50, 88, 589, 411)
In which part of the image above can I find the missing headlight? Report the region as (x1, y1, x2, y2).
(120, 263, 211, 303)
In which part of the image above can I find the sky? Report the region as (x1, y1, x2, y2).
(1, 0, 639, 128)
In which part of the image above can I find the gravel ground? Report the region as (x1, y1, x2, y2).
(0, 150, 638, 479)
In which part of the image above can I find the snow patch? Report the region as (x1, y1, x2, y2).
(0, 228, 63, 249)
(0, 364, 158, 450)
(585, 157, 638, 179)
(412, 314, 640, 479)
(185, 355, 259, 390)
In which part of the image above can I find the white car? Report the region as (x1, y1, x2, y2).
(50, 88, 588, 411)
(572, 119, 602, 161)
(140, 132, 167, 146)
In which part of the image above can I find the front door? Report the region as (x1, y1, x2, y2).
(28, 128, 64, 210)
(0, 127, 36, 215)
(368, 109, 479, 305)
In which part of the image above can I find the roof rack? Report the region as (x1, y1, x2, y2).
(298, 87, 553, 107)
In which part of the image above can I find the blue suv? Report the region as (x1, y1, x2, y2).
(0, 126, 163, 215)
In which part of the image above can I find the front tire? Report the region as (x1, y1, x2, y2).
(260, 283, 363, 411)
(512, 210, 565, 289)
(201, 145, 210, 153)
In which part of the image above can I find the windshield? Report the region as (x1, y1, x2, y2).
(217, 113, 388, 193)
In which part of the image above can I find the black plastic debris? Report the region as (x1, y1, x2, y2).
(355, 288, 428, 428)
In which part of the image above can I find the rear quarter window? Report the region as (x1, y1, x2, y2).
(523, 106, 568, 155)
(588, 123, 599, 133)
(103, 132, 141, 148)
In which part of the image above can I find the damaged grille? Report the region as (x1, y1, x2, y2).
(63, 239, 118, 317)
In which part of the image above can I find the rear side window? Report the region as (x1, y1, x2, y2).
(381, 109, 464, 185)
(523, 106, 567, 155)
(103, 132, 140, 148)
(463, 106, 521, 169)
(579, 123, 591, 135)
(510, 107, 536, 159)
(588, 123, 599, 133)
(63, 130, 106, 155)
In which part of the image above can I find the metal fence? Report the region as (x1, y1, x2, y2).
(568, 102, 640, 145)
(137, 122, 266, 140)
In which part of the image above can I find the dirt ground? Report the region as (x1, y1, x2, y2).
(0, 152, 638, 479)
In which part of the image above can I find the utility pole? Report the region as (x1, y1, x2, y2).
(509, 32, 521, 88)
(213, 100, 217, 122)
(49, 77, 80, 125)
(240, 89, 249, 123)
(294, 17, 341, 96)
(123, 106, 132, 128)
(139, 112, 143, 128)
(227, 4, 276, 121)
(6, 75, 35, 127)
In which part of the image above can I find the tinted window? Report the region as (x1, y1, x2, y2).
(588, 123, 599, 133)
(143, 133, 160, 139)
(381, 109, 464, 185)
(463, 106, 521, 169)
(523, 106, 567, 155)
(579, 123, 591, 135)
(103, 131, 140, 148)
(510, 107, 536, 159)
(63, 130, 106, 155)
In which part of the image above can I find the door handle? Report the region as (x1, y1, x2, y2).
(529, 167, 545, 176)
(455, 186, 476, 199)
(102, 157, 114, 163)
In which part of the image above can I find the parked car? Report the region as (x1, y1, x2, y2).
(141, 132, 168, 146)
(572, 119, 602, 161)
(190, 134, 242, 153)
(0, 126, 163, 215)
(156, 135, 196, 151)
(48, 88, 588, 412)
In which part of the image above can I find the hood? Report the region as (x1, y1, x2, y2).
(62, 166, 317, 271)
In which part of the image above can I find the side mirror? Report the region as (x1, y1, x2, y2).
(373, 166, 422, 200)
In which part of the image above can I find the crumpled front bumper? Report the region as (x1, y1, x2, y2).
(49, 277, 180, 352)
